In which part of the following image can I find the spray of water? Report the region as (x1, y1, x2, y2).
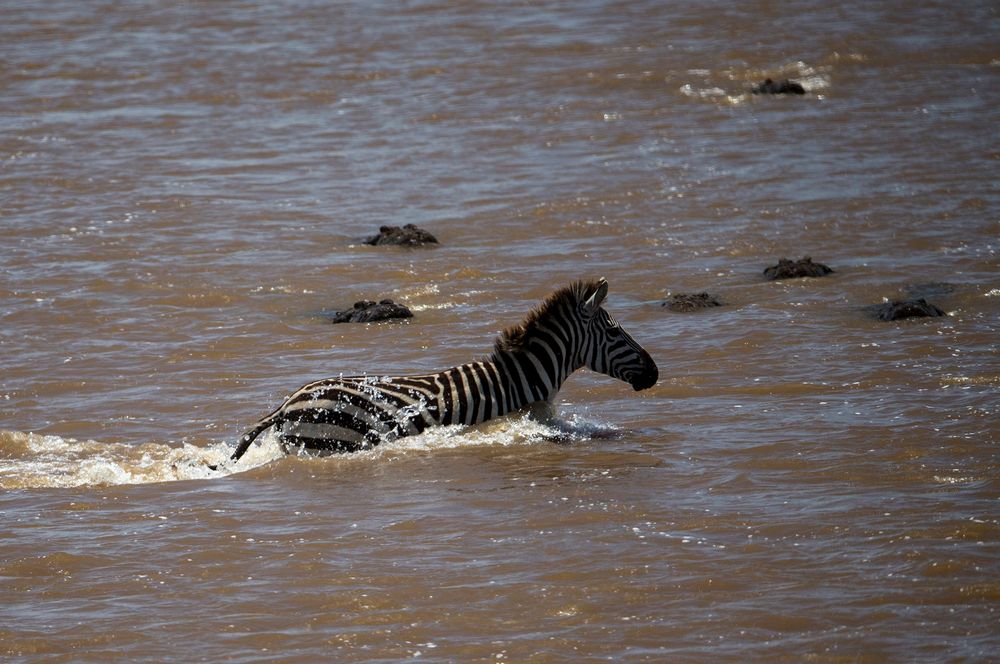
(0, 410, 619, 489)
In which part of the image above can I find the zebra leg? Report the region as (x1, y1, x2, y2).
(278, 432, 369, 455)
(277, 417, 406, 455)
(525, 400, 557, 424)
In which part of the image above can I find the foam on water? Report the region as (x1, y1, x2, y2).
(376, 410, 620, 455)
(229, 410, 620, 468)
(679, 58, 832, 106)
(0, 430, 255, 489)
(0, 411, 619, 489)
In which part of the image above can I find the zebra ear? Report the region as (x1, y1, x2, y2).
(583, 278, 609, 312)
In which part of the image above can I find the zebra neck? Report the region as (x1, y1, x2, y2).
(433, 348, 580, 428)
(488, 346, 578, 415)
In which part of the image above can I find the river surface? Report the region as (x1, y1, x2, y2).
(1, 1, 998, 661)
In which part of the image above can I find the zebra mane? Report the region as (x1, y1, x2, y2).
(491, 280, 599, 356)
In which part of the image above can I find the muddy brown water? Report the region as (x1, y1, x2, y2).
(2, 1, 998, 661)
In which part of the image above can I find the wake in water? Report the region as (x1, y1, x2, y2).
(678, 57, 836, 104)
(0, 411, 620, 489)
(0, 431, 234, 489)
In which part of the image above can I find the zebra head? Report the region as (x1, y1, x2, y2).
(580, 278, 659, 391)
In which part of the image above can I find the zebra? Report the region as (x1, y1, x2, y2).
(213, 278, 657, 467)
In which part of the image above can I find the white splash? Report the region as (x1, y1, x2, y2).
(0, 430, 279, 489)
(0, 411, 618, 488)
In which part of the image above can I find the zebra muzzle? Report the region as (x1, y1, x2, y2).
(628, 361, 659, 391)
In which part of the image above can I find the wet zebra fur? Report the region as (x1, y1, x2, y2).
(214, 278, 657, 467)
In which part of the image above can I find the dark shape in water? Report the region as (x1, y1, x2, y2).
(365, 223, 439, 246)
(752, 78, 806, 95)
(327, 299, 414, 324)
(763, 256, 833, 280)
(662, 292, 723, 312)
(870, 298, 946, 321)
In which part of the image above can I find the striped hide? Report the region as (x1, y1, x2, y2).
(216, 278, 657, 466)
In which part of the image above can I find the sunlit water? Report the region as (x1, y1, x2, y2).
(1, 0, 998, 661)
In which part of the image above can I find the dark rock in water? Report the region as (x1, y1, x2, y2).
(662, 292, 723, 312)
(752, 78, 806, 95)
(870, 298, 946, 322)
(328, 299, 414, 323)
(763, 256, 833, 280)
(364, 223, 438, 246)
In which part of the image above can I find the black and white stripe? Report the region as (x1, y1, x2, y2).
(218, 278, 657, 466)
